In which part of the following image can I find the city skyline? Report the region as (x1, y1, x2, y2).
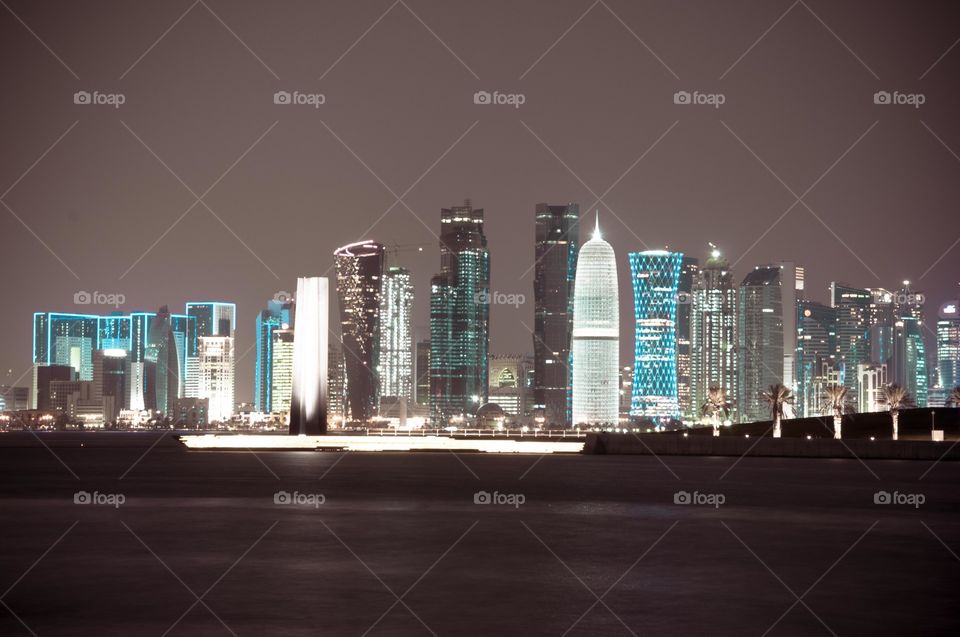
(2, 2, 958, 407)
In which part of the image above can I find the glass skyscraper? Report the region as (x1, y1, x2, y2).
(830, 283, 873, 394)
(937, 301, 960, 391)
(429, 200, 490, 423)
(738, 263, 803, 422)
(334, 240, 385, 422)
(571, 219, 619, 426)
(690, 248, 737, 422)
(379, 266, 414, 404)
(254, 297, 293, 413)
(533, 203, 580, 426)
(676, 256, 699, 420)
(186, 302, 236, 420)
(629, 250, 683, 421)
(795, 300, 837, 417)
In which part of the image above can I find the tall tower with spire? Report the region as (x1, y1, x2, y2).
(571, 215, 620, 425)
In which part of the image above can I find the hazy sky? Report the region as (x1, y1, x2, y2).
(1, 0, 958, 402)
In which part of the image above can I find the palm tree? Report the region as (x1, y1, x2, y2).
(700, 387, 733, 437)
(947, 386, 960, 408)
(761, 383, 794, 438)
(878, 384, 914, 441)
(823, 384, 853, 440)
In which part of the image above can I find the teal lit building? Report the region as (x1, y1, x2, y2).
(629, 250, 683, 421)
(255, 297, 293, 413)
(430, 200, 490, 423)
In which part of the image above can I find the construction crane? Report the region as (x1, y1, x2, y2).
(383, 242, 432, 267)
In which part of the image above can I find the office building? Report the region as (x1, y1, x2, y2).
(254, 297, 293, 413)
(430, 200, 490, 423)
(335, 240, 384, 422)
(186, 302, 235, 420)
(571, 218, 619, 426)
(379, 266, 414, 404)
(858, 363, 888, 413)
(936, 300, 959, 390)
(270, 329, 295, 414)
(533, 203, 580, 425)
(738, 263, 803, 422)
(676, 256, 699, 420)
(415, 339, 430, 407)
(629, 249, 683, 421)
(488, 354, 533, 417)
(328, 343, 346, 426)
(795, 300, 837, 417)
(690, 247, 737, 422)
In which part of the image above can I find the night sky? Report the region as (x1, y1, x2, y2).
(1, 0, 958, 403)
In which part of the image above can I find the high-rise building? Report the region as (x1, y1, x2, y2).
(290, 277, 329, 435)
(795, 300, 837, 417)
(186, 302, 235, 409)
(379, 266, 414, 405)
(415, 339, 430, 407)
(254, 297, 293, 413)
(197, 336, 234, 421)
(690, 248, 737, 421)
(35, 365, 74, 411)
(738, 263, 803, 422)
(328, 343, 346, 426)
(430, 200, 490, 423)
(830, 283, 873, 394)
(676, 256, 699, 420)
(891, 281, 928, 407)
(629, 250, 683, 421)
(270, 329, 295, 414)
(936, 300, 960, 391)
(334, 240, 385, 422)
(533, 203, 580, 426)
(144, 306, 180, 416)
(488, 354, 533, 417)
(33, 313, 98, 388)
(571, 218, 619, 426)
(0, 385, 30, 411)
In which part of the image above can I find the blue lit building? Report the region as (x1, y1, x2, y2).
(255, 298, 293, 413)
(629, 250, 683, 421)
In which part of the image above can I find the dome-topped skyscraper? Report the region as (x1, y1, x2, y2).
(571, 215, 620, 426)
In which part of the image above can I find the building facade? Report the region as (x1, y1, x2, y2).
(690, 248, 737, 422)
(334, 240, 384, 422)
(532, 203, 580, 426)
(430, 200, 490, 423)
(379, 266, 414, 405)
(290, 277, 329, 435)
(571, 219, 619, 426)
(254, 297, 293, 413)
(629, 250, 683, 421)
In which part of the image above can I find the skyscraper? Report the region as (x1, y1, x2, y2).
(937, 300, 960, 391)
(186, 302, 236, 420)
(676, 255, 699, 419)
(430, 199, 490, 423)
(254, 297, 293, 413)
(415, 339, 430, 407)
(690, 247, 737, 421)
(571, 218, 619, 426)
(290, 277, 329, 435)
(830, 283, 873, 394)
(533, 203, 580, 426)
(891, 282, 928, 407)
(795, 300, 837, 417)
(270, 328, 294, 414)
(379, 266, 414, 405)
(629, 250, 683, 421)
(144, 305, 180, 416)
(738, 263, 803, 422)
(334, 240, 385, 422)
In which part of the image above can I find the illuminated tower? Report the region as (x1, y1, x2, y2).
(290, 277, 329, 435)
(255, 296, 293, 413)
(533, 203, 580, 426)
(676, 256, 699, 419)
(937, 300, 960, 391)
(430, 199, 490, 423)
(571, 217, 619, 426)
(379, 266, 414, 404)
(690, 247, 738, 421)
(629, 250, 683, 421)
(186, 302, 236, 421)
(334, 240, 384, 422)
